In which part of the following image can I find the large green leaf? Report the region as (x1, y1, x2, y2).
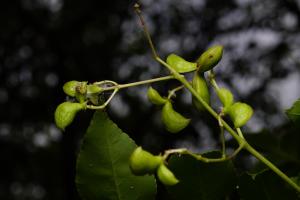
(286, 99, 300, 122)
(238, 170, 299, 200)
(76, 111, 156, 200)
(167, 151, 237, 200)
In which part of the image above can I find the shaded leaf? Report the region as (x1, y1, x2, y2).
(286, 99, 300, 122)
(238, 170, 299, 200)
(167, 151, 237, 200)
(76, 111, 156, 200)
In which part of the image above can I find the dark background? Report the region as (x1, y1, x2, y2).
(1, 0, 300, 199)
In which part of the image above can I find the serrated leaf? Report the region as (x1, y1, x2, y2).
(76, 111, 156, 200)
(286, 99, 300, 122)
(167, 151, 237, 200)
(238, 170, 299, 200)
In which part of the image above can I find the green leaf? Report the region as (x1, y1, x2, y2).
(286, 99, 300, 122)
(238, 170, 299, 200)
(76, 111, 156, 200)
(167, 151, 237, 200)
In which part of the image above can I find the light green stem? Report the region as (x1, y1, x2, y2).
(100, 75, 177, 91)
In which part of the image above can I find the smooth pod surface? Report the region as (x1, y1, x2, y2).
(217, 87, 234, 111)
(161, 101, 190, 133)
(147, 86, 167, 106)
(63, 81, 80, 97)
(228, 102, 253, 128)
(157, 164, 179, 186)
(129, 146, 163, 176)
(197, 45, 223, 73)
(167, 54, 197, 73)
(54, 102, 84, 130)
(192, 74, 210, 112)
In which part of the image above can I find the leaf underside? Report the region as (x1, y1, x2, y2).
(167, 151, 237, 200)
(76, 111, 156, 200)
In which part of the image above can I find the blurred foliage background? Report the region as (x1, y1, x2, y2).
(1, 0, 300, 199)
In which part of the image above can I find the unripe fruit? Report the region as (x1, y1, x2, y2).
(192, 74, 210, 112)
(157, 164, 179, 186)
(147, 86, 167, 106)
(228, 102, 253, 128)
(75, 82, 88, 103)
(54, 102, 85, 130)
(166, 54, 197, 73)
(216, 87, 234, 111)
(87, 84, 102, 94)
(129, 147, 163, 176)
(161, 101, 190, 133)
(63, 81, 80, 97)
(197, 45, 223, 73)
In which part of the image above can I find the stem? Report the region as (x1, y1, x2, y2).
(96, 75, 177, 91)
(168, 85, 185, 99)
(134, 3, 159, 59)
(208, 70, 220, 90)
(236, 128, 245, 139)
(244, 143, 300, 192)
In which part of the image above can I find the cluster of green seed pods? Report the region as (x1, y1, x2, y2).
(129, 146, 179, 186)
(55, 81, 103, 130)
(147, 87, 190, 133)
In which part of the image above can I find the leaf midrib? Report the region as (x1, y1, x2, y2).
(105, 125, 122, 200)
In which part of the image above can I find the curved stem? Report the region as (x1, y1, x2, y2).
(167, 85, 185, 99)
(97, 75, 177, 92)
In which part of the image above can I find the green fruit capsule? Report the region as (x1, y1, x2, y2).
(157, 164, 179, 186)
(228, 102, 253, 128)
(129, 147, 163, 176)
(63, 81, 80, 97)
(197, 45, 223, 73)
(166, 54, 197, 73)
(54, 102, 85, 130)
(147, 86, 167, 106)
(217, 87, 234, 111)
(87, 84, 102, 94)
(162, 101, 190, 133)
(192, 74, 210, 112)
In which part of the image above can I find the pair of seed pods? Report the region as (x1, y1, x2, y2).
(55, 81, 103, 130)
(129, 147, 179, 186)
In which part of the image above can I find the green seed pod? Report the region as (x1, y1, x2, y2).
(161, 101, 191, 133)
(63, 81, 80, 97)
(166, 54, 197, 73)
(54, 102, 85, 130)
(197, 45, 223, 73)
(129, 147, 163, 176)
(87, 84, 102, 94)
(157, 164, 179, 186)
(147, 86, 167, 106)
(75, 82, 88, 103)
(216, 87, 234, 111)
(228, 102, 253, 128)
(192, 74, 210, 112)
